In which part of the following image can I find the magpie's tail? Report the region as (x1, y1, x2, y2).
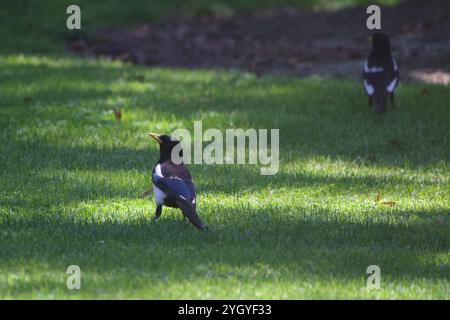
(176, 200, 206, 230)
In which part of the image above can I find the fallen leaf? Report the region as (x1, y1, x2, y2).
(375, 193, 381, 202)
(114, 110, 122, 121)
(420, 88, 429, 95)
(140, 189, 152, 198)
(134, 74, 146, 82)
(388, 138, 409, 149)
(389, 139, 402, 147)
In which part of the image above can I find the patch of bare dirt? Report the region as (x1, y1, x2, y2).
(69, 0, 450, 82)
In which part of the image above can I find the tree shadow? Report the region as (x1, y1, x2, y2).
(1, 137, 447, 214)
(2, 60, 449, 171)
(0, 206, 448, 288)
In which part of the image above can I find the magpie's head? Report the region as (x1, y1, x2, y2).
(371, 33, 391, 54)
(148, 133, 182, 161)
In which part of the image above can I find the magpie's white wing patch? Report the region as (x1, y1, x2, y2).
(154, 163, 163, 178)
(153, 164, 167, 205)
(386, 77, 398, 93)
(153, 185, 166, 205)
(364, 80, 375, 96)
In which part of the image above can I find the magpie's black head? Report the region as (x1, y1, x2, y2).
(148, 132, 182, 162)
(371, 33, 391, 55)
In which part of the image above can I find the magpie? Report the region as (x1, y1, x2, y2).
(363, 33, 399, 114)
(148, 132, 206, 230)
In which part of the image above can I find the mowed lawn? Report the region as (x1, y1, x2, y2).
(0, 0, 448, 300)
(0, 54, 448, 299)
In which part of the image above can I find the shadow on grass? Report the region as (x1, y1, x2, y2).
(0, 142, 447, 213)
(0, 207, 448, 286)
(0, 59, 448, 290)
(1, 61, 449, 171)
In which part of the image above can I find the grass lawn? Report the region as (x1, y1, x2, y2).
(0, 0, 448, 299)
(0, 55, 448, 299)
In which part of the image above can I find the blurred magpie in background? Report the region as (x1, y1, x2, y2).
(363, 33, 399, 114)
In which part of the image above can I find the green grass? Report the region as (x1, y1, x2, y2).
(0, 0, 448, 300)
(0, 54, 449, 299)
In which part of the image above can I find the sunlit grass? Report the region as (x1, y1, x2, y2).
(0, 54, 449, 299)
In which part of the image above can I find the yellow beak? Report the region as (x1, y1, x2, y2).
(148, 132, 163, 144)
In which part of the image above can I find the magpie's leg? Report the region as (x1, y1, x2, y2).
(390, 93, 395, 109)
(155, 205, 162, 218)
(368, 97, 372, 107)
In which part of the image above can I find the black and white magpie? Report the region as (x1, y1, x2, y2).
(148, 132, 206, 230)
(363, 33, 399, 114)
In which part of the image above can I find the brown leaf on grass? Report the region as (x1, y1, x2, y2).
(420, 88, 429, 95)
(134, 74, 146, 82)
(389, 139, 401, 146)
(114, 110, 122, 121)
(140, 189, 152, 198)
(388, 138, 409, 149)
(375, 193, 395, 206)
(375, 192, 381, 202)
